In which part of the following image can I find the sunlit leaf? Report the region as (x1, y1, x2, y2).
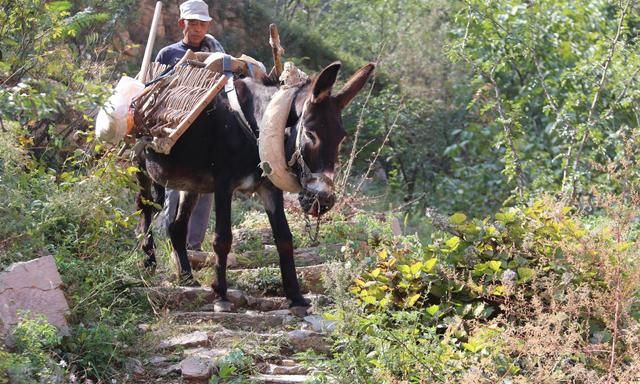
(423, 257, 437, 273)
(426, 304, 439, 316)
(488, 260, 502, 272)
(450, 212, 467, 225)
(406, 293, 420, 307)
(446, 236, 460, 251)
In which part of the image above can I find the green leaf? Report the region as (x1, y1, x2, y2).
(450, 212, 467, 225)
(492, 285, 506, 296)
(445, 236, 461, 251)
(426, 304, 439, 316)
(516, 267, 534, 283)
(495, 211, 516, 223)
(463, 339, 484, 353)
(423, 257, 437, 273)
(362, 295, 377, 305)
(488, 260, 502, 272)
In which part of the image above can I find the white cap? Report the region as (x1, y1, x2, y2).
(179, 0, 212, 22)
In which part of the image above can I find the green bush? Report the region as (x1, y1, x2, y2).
(322, 198, 640, 382)
(1, 314, 65, 384)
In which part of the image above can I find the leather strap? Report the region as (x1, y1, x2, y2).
(223, 55, 255, 142)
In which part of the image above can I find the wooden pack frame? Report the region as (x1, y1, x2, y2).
(131, 50, 268, 154)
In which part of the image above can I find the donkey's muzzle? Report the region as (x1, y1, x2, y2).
(298, 173, 336, 217)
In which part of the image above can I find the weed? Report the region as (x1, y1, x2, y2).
(209, 349, 254, 384)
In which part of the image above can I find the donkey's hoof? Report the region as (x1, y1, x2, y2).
(213, 300, 233, 313)
(177, 274, 200, 287)
(289, 305, 310, 318)
(288, 297, 311, 317)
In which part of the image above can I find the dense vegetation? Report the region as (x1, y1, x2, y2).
(1, 0, 640, 382)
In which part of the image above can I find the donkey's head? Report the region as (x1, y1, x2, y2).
(292, 62, 375, 216)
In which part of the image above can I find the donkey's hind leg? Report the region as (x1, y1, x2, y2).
(211, 186, 233, 312)
(136, 168, 159, 269)
(168, 190, 199, 286)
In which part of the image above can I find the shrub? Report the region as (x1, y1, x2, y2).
(323, 198, 640, 382)
(1, 314, 65, 384)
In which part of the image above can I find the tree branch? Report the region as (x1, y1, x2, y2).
(564, 0, 632, 202)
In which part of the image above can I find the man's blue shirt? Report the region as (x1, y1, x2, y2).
(155, 36, 225, 65)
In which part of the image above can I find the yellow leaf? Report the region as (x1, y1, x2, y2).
(423, 258, 437, 273)
(488, 260, 501, 272)
(370, 268, 381, 278)
(378, 249, 388, 260)
(450, 213, 467, 225)
(410, 262, 422, 276)
(398, 264, 411, 275)
(406, 293, 421, 307)
(492, 285, 506, 296)
(446, 236, 460, 250)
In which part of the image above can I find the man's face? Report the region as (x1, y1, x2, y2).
(179, 19, 210, 46)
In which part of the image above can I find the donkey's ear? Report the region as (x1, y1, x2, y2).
(311, 62, 341, 103)
(335, 63, 376, 109)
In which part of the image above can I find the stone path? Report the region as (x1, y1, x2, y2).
(131, 247, 338, 383)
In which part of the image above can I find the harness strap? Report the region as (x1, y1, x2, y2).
(223, 54, 256, 142)
(288, 100, 314, 182)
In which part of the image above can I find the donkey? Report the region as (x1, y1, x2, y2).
(136, 61, 375, 310)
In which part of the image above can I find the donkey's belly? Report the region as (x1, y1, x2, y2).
(146, 159, 216, 193)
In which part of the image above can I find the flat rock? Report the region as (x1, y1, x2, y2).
(158, 330, 210, 350)
(226, 289, 247, 307)
(183, 347, 229, 360)
(146, 355, 172, 365)
(180, 356, 213, 382)
(213, 300, 233, 313)
(287, 330, 330, 353)
(157, 362, 181, 376)
(171, 311, 299, 332)
(252, 374, 311, 383)
(303, 315, 337, 333)
(138, 286, 214, 311)
(266, 363, 308, 375)
(246, 295, 288, 311)
(0, 255, 70, 344)
(188, 250, 237, 270)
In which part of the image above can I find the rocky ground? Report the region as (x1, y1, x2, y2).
(129, 234, 342, 383)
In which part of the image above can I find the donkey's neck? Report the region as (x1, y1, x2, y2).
(242, 78, 279, 126)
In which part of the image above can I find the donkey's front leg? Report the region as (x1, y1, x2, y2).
(211, 185, 233, 311)
(258, 185, 310, 309)
(168, 190, 199, 286)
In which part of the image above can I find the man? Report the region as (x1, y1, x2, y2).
(155, 0, 223, 251)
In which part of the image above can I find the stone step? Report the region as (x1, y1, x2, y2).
(138, 286, 331, 312)
(251, 374, 313, 383)
(169, 310, 299, 332)
(228, 263, 336, 295)
(188, 245, 341, 270)
(263, 362, 308, 375)
(155, 326, 330, 355)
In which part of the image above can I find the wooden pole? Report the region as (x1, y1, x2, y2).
(138, 1, 163, 83)
(269, 24, 284, 78)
